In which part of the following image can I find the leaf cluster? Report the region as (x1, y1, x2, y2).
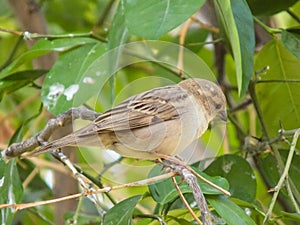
(1, 0, 300, 224)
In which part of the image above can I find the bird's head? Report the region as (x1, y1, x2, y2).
(180, 78, 227, 122)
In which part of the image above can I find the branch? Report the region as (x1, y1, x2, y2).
(181, 168, 212, 225)
(158, 157, 230, 225)
(1, 106, 100, 159)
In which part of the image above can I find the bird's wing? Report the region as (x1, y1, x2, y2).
(76, 85, 184, 138)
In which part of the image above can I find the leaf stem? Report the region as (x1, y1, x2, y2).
(253, 17, 281, 36)
(256, 79, 300, 84)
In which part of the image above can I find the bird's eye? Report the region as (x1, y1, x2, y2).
(215, 104, 222, 110)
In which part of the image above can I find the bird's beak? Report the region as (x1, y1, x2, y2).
(217, 110, 227, 122)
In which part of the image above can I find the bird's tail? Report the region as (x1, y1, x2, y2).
(25, 134, 79, 157)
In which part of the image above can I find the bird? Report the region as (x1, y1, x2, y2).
(26, 78, 227, 160)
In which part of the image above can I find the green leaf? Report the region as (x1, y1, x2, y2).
(231, 0, 255, 95)
(255, 39, 300, 136)
(124, 0, 205, 39)
(0, 69, 47, 99)
(208, 196, 256, 225)
(214, 0, 254, 96)
(103, 195, 142, 225)
(107, 1, 130, 103)
(108, 2, 129, 50)
(246, 0, 298, 16)
(0, 124, 30, 225)
(280, 211, 300, 222)
(204, 154, 256, 202)
(0, 159, 23, 225)
(41, 42, 106, 115)
(282, 29, 300, 60)
(148, 165, 229, 204)
(214, 0, 241, 92)
(0, 37, 97, 79)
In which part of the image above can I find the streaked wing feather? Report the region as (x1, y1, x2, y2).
(95, 99, 178, 131)
(77, 86, 181, 138)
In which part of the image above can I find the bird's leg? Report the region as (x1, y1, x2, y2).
(2, 106, 101, 160)
(155, 152, 231, 196)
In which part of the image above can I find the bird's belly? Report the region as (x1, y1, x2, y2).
(106, 118, 205, 159)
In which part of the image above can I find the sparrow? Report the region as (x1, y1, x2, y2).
(24, 78, 227, 159)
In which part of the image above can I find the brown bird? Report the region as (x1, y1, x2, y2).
(21, 78, 227, 160)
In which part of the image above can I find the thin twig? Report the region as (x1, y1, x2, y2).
(0, 172, 175, 211)
(190, 16, 219, 33)
(185, 39, 223, 47)
(229, 98, 252, 113)
(23, 31, 106, 42)
(256, 79, 300, 84)
(263, 129, 300, 225)
(0, 27, 22, 36)
(22, 167, 39, 189)
(0, 27, 106, 42)
(171, 176, 202, 225)
(187, 167, 231, 197)
(177, 18, 193, 78)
